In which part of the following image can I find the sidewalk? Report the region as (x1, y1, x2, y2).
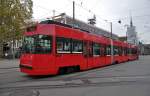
(0, 59, 19, 69)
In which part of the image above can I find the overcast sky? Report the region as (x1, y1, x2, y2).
(32, 0, 150, 44)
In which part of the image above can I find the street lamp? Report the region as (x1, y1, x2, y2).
(105, 20, 114, 64)
(106, 20, 122, 64)
(110, 22, 114, 64)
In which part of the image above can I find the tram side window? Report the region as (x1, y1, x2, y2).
(127, 48, 132, 54)
(101, 45, 105, 56)
(72, 40, 83, 53)
(122, 48, 126, 55)
(118, 47, 122, 55)
(106, 45, 111, 55)
(131, 48, 133, 54)
(56, 37, 71, 53)
(132, 49, 134, 54)
(125, 48, 128, 55)
(133, 49, 137, 54)
(127, 48, 129, 54)
(130, 48, 132, 54)
(135, 49, 138, 54)
(114, 46, 119, 55)
(93, 43, 101, 56)
(36, 36, 52, 53)
(132, 48, 137, 54)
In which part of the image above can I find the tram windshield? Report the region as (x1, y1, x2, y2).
(22, 35, 52, 54)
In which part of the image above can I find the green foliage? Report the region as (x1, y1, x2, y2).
(0, 0, 33, 56)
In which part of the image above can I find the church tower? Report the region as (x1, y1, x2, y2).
(126, 16, 138, 45)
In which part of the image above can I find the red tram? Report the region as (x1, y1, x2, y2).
(20, 20, 139, 75)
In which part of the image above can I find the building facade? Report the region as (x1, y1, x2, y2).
(52, 13, 119, 40)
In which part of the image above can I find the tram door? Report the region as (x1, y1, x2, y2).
(83, 41, 93, 69)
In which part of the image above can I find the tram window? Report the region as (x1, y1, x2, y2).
(72, 40, 83, 53)
(106, 45, 111, 55)
(124, 48, 126, 55)
(133, 48, 137, 54)
(119, 47, 123, 55)
(114, 46, 119, 55)
(101, 45, 105, 56)
(122, 48, 126, 55)
(132, 48, 137, 54)
(132, 49, 134, 54)
(134, 49, 137, 54)
(23, 35, 52, 54)
(131, 48, 133, 54)
(56, 37, 71, 53)
(93, 43, 100, 56)
(127, 48, 129, 54)
(128, 48, 132, 54)
(135, 49, 138, 54)
(36, 35, 52, 53)
(57, 41, 63, 51)
(130, 49, 132, 54)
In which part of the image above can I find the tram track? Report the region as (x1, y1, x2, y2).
(0, 61, 145, 86)
(1, 73, 150, 87)
(0, 63, 121, 85)
(0, 60, 144, 87)
(0, 58, 149, 94)
(0, 77, 150, 94)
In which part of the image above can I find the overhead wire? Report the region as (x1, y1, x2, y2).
(66, 0, 108, 22)
(34, 0, 150, 25)
(34, 4, 61, 15)
(35, 1, 150, 32)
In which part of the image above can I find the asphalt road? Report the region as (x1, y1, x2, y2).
(0, 56, 150, 96)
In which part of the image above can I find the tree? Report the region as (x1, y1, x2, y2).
(0, 0, 33, 57)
